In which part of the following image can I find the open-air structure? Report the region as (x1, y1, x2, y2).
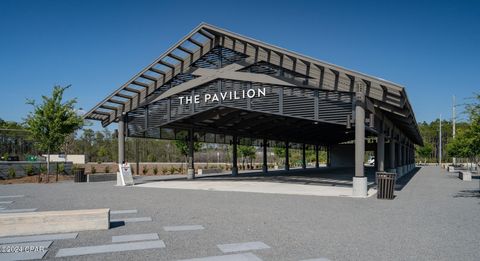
(84, 23, 422, 196)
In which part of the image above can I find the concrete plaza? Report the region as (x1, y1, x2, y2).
(0, 166, 478, 260)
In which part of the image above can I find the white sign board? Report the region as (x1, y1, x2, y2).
(117, 163, 134, 186)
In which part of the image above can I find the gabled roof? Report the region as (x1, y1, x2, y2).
(84, 22, 422, 144)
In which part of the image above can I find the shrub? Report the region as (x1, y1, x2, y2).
(58, 163, 65, 174)
(104, 165, 110, 173)
(24, 165, 35, 176)
(153, 166, 158, 175)
(7, 167, 16, 179)
(72, 164, 79, 171)
(91, 166, 96, 174)
(169, 166, 176, 175)
(39, 164, 47, 174)
(161, 168, 168, 175)
(142, 166, 148, 175)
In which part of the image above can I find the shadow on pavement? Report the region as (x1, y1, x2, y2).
(394, 167, 420, 191)
(453, 189, 480, 199)
(110, 221, 125, 228)
(135, 167, 379, 188)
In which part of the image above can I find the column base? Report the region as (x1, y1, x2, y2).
(285, 165, 290, 171)
(352, 177, 368, 197)
(302, 164, 306, 170)
(187, 168, 195, 180)
(232, 166, 238, 176)
(262, 164, 268, 173)
(396, 167, 402, 177)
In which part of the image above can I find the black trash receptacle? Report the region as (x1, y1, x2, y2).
(73, 168, 86, 183)
(376, 172, 396, 199)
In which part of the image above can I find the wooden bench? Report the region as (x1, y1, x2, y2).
(0, 208, 110, 237)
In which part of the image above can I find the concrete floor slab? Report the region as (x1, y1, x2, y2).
(0, 208, 37, 213)
(112, 233, 159, 243)
(178, 252, 263, 261)
(163, 225, 205, 231)
(0, 233, 77, 244)
(55, 240, 165, 257)
(137, 181, 376, 197)
(110, 217, 152, 223)
(0, 195, 24, 199)
(217, 241, 270, 253)
(0, 241, 51, 261)
(111, 209, 138, 214)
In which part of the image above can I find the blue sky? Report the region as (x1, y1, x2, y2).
(0, 0, 479, 130)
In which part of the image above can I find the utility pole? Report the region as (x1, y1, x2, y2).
(452, 96, 456, 166)
(439, 114, 442, 165)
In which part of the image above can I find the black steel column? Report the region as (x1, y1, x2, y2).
(232, 136, 238, 176)
(285, 141, 290, 171)
(262, 138, 268, 173)
(327, 145, 331, 167)
(302, 143, 306, 169)
(315, 144, 319, 168)
(187, 129, 195, 180)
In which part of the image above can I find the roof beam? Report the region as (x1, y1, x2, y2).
(189, 38, 204, 47)
(100, 104, 119, 111)
(140, 74, 158, 82)
(177, 45, 194, 55)
(131, 81, 150, 88)
(115, 93, 134, 100)
(149, 67, 166, 75)
(124, 87, 142, 94)
(108, 99, 125, 105)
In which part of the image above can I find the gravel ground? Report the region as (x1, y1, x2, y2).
(0, 166, 478, 261)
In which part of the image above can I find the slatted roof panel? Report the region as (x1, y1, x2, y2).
(83, 22, 422, 144)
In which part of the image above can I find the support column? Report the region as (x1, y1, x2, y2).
(187, 129, 195, 180)
(135, 138, 139, 176)
(327, 145, 331, 167)
(315, 144, 319, 168)
(389, 139, 396, 173)
(285, 141, 290, 171)
(353, 88, 367, 197)
(118, 115, 125, 164)
(377, 132, 385, 172)
(302, 143, 306, 169)
(262, 138, 268, 173)
(232, 136, 238, 176)
(396, 140, 402, 176)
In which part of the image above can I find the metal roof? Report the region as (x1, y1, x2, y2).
(84, 23, 422, 144)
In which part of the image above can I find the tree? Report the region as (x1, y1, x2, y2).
(417, 144, 433, 164)
(25, 85, 83, 182)
(273, 147, 286, 166)
(238, 145, 256, 168)
(174, 139, 201, 172)
(447, 93, 480, 170)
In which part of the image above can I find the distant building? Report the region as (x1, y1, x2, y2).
(42, 154, 85, 164)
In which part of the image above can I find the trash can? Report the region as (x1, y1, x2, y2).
(73, 168, 86, 183)
(376, 172, 396, 199)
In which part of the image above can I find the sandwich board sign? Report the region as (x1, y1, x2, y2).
(117, 163, 134, 186)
